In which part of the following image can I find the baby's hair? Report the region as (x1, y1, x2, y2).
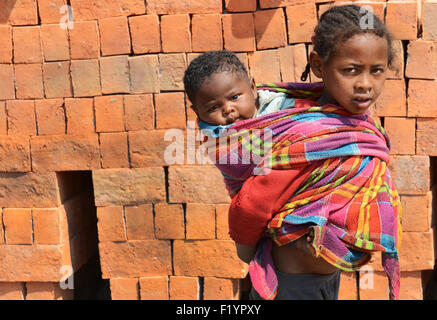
(183, 50, 249, 104)
(301, 4, 395, 81)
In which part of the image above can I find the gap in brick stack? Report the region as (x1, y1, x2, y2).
(56, 171, 110, 300)
(423, 157, 437, 299)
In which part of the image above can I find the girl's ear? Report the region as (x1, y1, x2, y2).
(309, 51, 324, 79)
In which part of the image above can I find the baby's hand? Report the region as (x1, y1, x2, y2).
(296, 229, 317, 258)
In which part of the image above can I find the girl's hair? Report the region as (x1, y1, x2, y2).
(184, 50, 249, 104)
(301, 4, 395, 81)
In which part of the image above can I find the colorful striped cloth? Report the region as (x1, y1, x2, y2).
(202, 82, 402, 300)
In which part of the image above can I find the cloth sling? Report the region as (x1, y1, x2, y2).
(201, 82, 402, 300)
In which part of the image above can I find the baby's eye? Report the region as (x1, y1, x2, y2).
(208, 105, 220, 112)
(231, 94, 240, 100)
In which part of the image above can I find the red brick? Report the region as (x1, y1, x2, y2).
(254, 8, 287, 50)
(260, 0, 312, 9)
(147, 0, 222, 14)
(405, 40, 437, 79)
(173, 240, 248, 278)
(154, 203, 185, 240)
(1, 0, 38, 25)
(0, 283, 25, 300)
(407, 79, 437, 117)
(25, 282, 57, 300)
(384, 117, 415, 155)
(248, 49, 281, 82)
(216, 204, 232, 240)
(94, 95, 125, 132)
(97, 206, 127, 242)
(158, 53, 187, 91)
(155, 92, 186, 129)
(0, 136, 31, 172)
(0, 172, 60, 208)
(400, 231, 434, 271)
(387, 40, 404, 80)
(6, 100, 36, 136)
(30, 134, 100, 172)
(71, 0, 145, 19)
(100, 55, 131, 94)
(32, 208, 61, 245)
(14, 63, 44, 99)
(192, 14, 223, 52)
(99, 16, 131, 56)
(70, 59, 101, 97)
(0, 64, 15, 100)
(110, 278, 139, 300)
(169, 276, 199, 300)
(186, 203, 216, 240)
(100, 132, 130, 168)
(139, 276, 169, 300)
(286, 3, 317, 43)
(278, 44, 308, 82)
(401, 193, 432, 232)
(225, 0, 256, 12)
(3, 208, 33, 244)
(99, 240, 172, 278)
(0, 210, 3, 243)
(161, 14, 192, 53)
(43, 61, 73, 98)
(124, 94, 154, 131)
(128, 55, 160, 94)
(204, 277, 239, 300)
(125, 204, 154, 240)
(423, 0, 437, 40)
(0, 26, 12, 63)
(0, 102, 5, 135)
(65, 98, 95, 134)
(375, 79, 406, 117)
(223, 13, 256, 52)
(35, 99, 66, 135)
(318, 1, 385, 22)
(417, 118, 437, 156)
(128, 130, 169, 167)
(386, 1, 418, 40)
(169, 166, 230, 203)
(40, 24, 69, 61)
(68, 21, 100, 59)
(37, 0, 67, 24)
(12, 26, 42, 63)
(92, 167, 166, 206)
(388, 155, 430, 195)
(128, 15, 161, 54)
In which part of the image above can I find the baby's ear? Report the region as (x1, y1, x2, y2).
(250, 77, 258, 98)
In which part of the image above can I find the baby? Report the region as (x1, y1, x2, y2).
(183, 50, 295, 137)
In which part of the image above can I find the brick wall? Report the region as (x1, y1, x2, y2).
(0, 0, 435, 300)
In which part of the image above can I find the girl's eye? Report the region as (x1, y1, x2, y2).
(345, 68, 357, 74)
(372, 68, 385, 74)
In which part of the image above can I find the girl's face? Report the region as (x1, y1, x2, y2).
(192, 71, 259, 126)
(310, 33, 389, 114)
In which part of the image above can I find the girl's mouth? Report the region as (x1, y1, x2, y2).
(352, 97, 372, 110)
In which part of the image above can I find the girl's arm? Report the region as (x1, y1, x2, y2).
(235, 243, 257, 264)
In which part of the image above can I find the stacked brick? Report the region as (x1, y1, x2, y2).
(0, 0, 435, 300)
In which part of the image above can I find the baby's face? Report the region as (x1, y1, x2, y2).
(192, 71, 258, 126)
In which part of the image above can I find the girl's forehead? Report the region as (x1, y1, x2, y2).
(332, 33, 389, 63)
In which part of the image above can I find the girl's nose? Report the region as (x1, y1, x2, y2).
(355, 73, 372, 92)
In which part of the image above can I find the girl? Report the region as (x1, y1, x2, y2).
(226, 4, 401, 300)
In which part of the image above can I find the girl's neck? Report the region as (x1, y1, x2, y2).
(317, 89, 338, 106)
